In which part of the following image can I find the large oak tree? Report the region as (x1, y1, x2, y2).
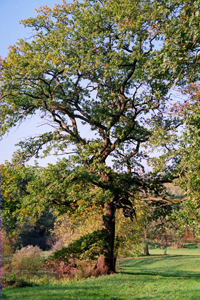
(1, 0, 199, 275)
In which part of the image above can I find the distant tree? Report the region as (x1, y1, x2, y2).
(148, 83, 200, 238)
(1, 163, 55, 250)
(174, 84, 200, 237)
(137, 192, 180, 256)
(1, 0, 199, 275)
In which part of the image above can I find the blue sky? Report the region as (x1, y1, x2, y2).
(0, 0, 65, 59)
(0, 0, 66, 166)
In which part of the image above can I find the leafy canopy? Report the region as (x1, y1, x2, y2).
(1, 0, 200, 237)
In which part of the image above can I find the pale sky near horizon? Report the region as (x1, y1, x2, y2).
(0, 0, 71, 166)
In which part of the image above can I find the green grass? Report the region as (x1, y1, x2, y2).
(2, 250, 200, 300)
(149, 247, 200, 256)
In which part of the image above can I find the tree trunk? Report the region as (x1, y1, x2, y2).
(91, 201, 116, 276)
(143, 243, 150, 256)
(143, 228, 150, 256)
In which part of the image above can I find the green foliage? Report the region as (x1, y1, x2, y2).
(49, 209, 103, 250)
(50, 229, 108, 261)
(1, 162, 38, 223)
(153, 84, 200, 237)
(175, 85, 200, 236)
(1, 0, 196, 178)
(51, 208, 142, 258)
(145, 83, 200, 238)
(1, 165, 56, 250)
(115, 209, 142, 257)
(184, 243, 199, 249)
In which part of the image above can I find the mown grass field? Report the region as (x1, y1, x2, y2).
(2, 248, 200, 300)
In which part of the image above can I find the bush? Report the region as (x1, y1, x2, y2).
(43, 259, 94, 280)
(184, 243, 198, 249)
(11, 245, 43, 272)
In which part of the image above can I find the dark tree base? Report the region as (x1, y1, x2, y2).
(90, 257, 116, 277)
(143, 249, 150, 256)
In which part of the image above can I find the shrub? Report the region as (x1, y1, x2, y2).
(43, 259, 94, 280)
(11, 245, 43, 272)
(184, 243, 198, 249)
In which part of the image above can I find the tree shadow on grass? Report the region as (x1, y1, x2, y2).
(119, 270, 200, 278)
(119, 255, 200, 278)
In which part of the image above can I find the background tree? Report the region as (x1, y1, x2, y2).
(1, 162, 37, 225)
(1, 0, 199, 275)
(136, 186, 182, 256)
(147, 84, 200, 238)
(1, 163, 56, 250)
(173, 84, 200, 237)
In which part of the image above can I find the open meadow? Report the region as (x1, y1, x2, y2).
(2, 248, 200, 300)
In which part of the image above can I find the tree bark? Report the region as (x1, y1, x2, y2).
(143, 243, 150, 256)
(143, 228, 150, 256)
(91, 201, 116, 276)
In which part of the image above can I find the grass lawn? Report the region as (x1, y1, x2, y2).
(149, 247, 200, 256)
(2, 249, 200, 300)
